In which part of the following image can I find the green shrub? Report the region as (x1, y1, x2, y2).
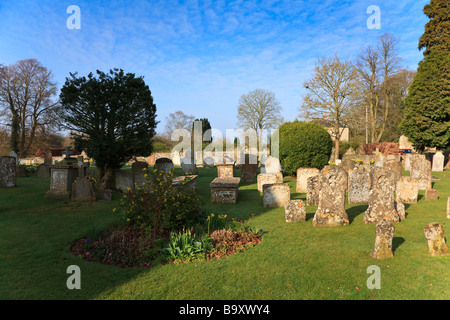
(279, 121, 332, 175)
(161, 228, 211, 261)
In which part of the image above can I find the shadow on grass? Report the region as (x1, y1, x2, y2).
(346, 204, 368, 224)
(393, 237, 405, 253)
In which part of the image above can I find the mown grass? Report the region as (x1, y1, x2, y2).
(0, 166, 449, 300)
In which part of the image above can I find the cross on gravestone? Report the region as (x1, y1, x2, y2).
(76, 156, 89, 178)
(62, 146, 74, 159)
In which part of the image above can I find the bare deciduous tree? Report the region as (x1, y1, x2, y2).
(237, 89, 284, 145)
(299, 54, 359, 160)
(0, 59, 59, 157)
(164, 110, 195, 139)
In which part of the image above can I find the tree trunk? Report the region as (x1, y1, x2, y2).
(335, 136, 340, 161)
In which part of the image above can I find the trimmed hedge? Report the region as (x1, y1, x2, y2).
(279, 121, 332, 175)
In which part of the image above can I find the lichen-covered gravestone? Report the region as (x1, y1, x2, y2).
(0, 156, 16, 188)
(363, 167, 400, 224)
(216, 163, 235, 178)
(347, 164, 371, 205)
(424, 223, 448, 256)
(257, 172, 283, 192)
(262, 183, 290, 208)
(312, 165, 349, 227)
(285, 199, 306, 223)
(410, 155, 432, 190)
(296, 168, 320, 193)
(154, 157, 174, 175)
(306, 175, 319, 206)
(210, 177, 240, 204)
(396, 176, 419, 203)
(371, 220, 395, 259)
(425, 188, 439, 201)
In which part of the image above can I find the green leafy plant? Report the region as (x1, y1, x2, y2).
(161, 228, 210, 261)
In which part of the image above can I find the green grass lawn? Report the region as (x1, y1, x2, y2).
(0, 166, 449, 300)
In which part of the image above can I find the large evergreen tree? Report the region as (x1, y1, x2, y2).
(419, 0, 450, 56)
(60, 68, 158, 186)
(400, 0, 450, 150)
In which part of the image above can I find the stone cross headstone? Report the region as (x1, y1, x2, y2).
(371, 220, 395, 259)
(363, 167, 400, 224)
(432, 151, 444, 172)
(424, 223, 448, 256)
(312, 165, 349, 227)
(62, 146, 74, 158)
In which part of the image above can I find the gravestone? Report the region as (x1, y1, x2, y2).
(306, 175, 320, 206)
(347, 165, 371, 205)
(36, 163, 51, 178)
(71, 159, 96, 202)
(262, 183, 290, 208)
(363, 167, 400, 224)
(9, 151, 18, 166)
(385, 160, 403, 181)
(312, 165, 349, 227)
(395, 201, 406, 221)
(396, 176, 419, 203)
(425, 189, 439, 201)
(447, 197, 450, 219)
(0, 156, 16, 188)
(217, 163, 235, 178)
(43, 149, 53, 165)
(114, 170, 134, 193)
(240, 153, 258, 183)
(285, 199, 306, 223)
(424, 223, 448, 256)
(45, 150, 78, 198)
(172, 175, 198, 189)
(432, 151, 444, 172)
(203, 157, 215, 168)
(260, 156, 281, 174)
(181, 149, 198, 175)
(371, 220, 395, 259)
(132, 161, 149, 188)
(210, 177, 240, 204)
(410, 155, 432, 190)
(257, 173, 283, 192)
(296, 168, 320, 193)
(154, 157, 174, 175)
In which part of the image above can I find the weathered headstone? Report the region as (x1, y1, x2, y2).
(114, 170, 134, 193)
(432, 151, 445, 172)
(45, 166, 78, 198)
(396, 176, 419, 203)
(71, 175, 96, 202)
(257, 173, 283, 192)
(312, 166, 349, 227)
(260, 156, 281, 174)
(347, 165, 371, 205)
(385, 160, 403, 181)
(240, 153, 258, 183)
(9, 151, 18, 166)
(306, 175, 320, 206)
(296, 168, 320, 193)
(262, 183, 290, 208)
(424, 223, 448, 256)
(0, 157, 16, 188)
(363, 167, 400, 224)
(285, 199, 306, 223)
(36, 163, 51, 178)
(410, 155, 432, 190)
(172, 175, 198, 189)
(216, 163, 235, 178)
(154, 157, 174, 175)
(203, 157, 215, 168)
(395, 201, 406, 221)
(210, 177, 240, 204)
(43, 149, 53, 166)
(425, 188, 439, 201)
(371, 220, 395, 259)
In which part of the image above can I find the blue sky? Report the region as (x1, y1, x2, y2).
(0, 0, 429, 136)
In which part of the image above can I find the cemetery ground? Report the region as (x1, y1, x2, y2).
(1, 166, 449, 300)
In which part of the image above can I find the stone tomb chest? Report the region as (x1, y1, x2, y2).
(210, 177, 240, 204)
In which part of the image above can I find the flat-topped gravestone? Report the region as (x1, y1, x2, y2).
(312, 165, 349, 227)
(396, 176, 419, 203)
(363, 167, 400, 224)
(46, 166, 78, 198)
(210, 177, 240, 204)
(263, 183, 290, 208)
(425, 188, 439, 201)
(257, 172, 283, 192)
(296, 168, 320, 193)
(432, 151, 444, 172)
(371, 220, 395, 259)
(216, 163, 235, 178)
(424, 223, 448, 256)
(410, 155, 432, 190)
(285, 199, 306, 223)
(0, 156, 16, 188)
(347, 165, 371, 205)
(306, 175, 319, 206)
